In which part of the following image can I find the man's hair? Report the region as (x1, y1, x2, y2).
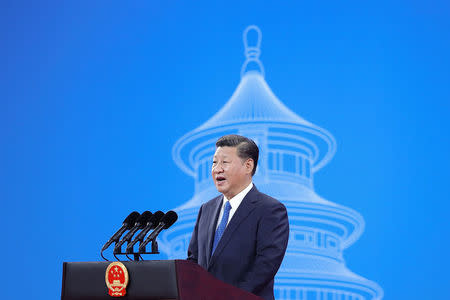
(216, 134, 259, 176)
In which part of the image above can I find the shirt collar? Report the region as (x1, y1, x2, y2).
(223, 182, 253, 208)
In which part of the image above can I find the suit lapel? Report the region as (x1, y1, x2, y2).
(206, 195, 223, 268)
(208, 186, 259, 269)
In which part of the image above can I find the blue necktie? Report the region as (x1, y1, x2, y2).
(212, 201, 232, 255)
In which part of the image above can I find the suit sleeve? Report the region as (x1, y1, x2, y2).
(187, 204, 203, 263)
(237, 201, 289, 294)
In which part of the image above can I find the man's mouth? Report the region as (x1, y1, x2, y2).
(216, 176, 226, 182)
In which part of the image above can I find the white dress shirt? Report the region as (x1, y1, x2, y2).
(215, 182, 253, 230)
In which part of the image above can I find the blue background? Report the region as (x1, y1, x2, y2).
(2, 1, 449, 299)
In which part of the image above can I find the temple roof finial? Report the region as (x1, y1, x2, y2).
(241, 25, 265, 78)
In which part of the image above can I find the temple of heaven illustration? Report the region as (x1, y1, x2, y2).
(159, 25, 383, 300)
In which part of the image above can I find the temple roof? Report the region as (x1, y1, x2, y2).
(196, 72, 313, 131)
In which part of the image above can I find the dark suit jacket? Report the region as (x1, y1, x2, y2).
(187, 186, 289, 300)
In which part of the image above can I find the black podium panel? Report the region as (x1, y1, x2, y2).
(61, 260, 178, 300)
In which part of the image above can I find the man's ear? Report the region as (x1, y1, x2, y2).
(245, 158, 254, 175)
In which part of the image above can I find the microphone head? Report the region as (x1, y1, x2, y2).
(161, 211, 178, 229)
(135, 211, 153, 228)
(148, 211, 165, 228)
(123, 211, 140, 229)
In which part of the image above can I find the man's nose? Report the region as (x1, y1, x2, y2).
(213, 163, 224, 173)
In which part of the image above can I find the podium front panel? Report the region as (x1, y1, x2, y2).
(61, 260, 178, 300)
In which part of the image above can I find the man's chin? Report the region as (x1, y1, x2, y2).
(215, 184, 228, 194)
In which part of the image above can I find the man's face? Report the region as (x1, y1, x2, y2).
(212, 146, 253, 199)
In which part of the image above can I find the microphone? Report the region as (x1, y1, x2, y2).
(139, 211, 178, 253)
(113, 211, 153, 253)
(101, 211, 140, 251)
(126, 211, 164, 253)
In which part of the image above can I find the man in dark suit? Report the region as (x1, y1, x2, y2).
(187, 134, 289, 300)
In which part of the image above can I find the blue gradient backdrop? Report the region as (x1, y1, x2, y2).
(2, 1, 449, 299)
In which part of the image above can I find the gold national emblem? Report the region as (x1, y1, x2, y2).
(105, 261, 129, 297)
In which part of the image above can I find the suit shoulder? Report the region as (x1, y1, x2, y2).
(256, 191, 286, 210)
(201, 195, 222, 209)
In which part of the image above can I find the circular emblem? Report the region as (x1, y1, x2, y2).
(105, 261, 129, 297)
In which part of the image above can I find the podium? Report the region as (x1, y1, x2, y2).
(61, 259, 263, 300)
